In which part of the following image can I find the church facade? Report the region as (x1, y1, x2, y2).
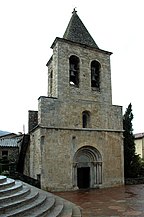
(26, 10, 124, 191)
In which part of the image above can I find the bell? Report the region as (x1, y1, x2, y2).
(70, 70, 75, 76)
(92, 74, 96, 81)
(70, 64, 77, 76)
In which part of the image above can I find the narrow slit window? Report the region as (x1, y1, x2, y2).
(50, 70, 53, 96)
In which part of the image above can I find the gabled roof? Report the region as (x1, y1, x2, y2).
(134, 133, 144, 139)
(63, 9, 99, 48)
(0, 138, 20, 147)
(0, 134, 23, 147)
(0, 133, 17, 139)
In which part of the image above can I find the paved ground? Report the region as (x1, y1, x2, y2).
(55, 184, 144, 217)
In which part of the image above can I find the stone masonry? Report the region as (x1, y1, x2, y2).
(25, 10, 124, 191)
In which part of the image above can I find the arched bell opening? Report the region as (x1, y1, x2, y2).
(69, 55, 80, 87)
(91, 60, 101, 91)
(73, 146, 102, 189)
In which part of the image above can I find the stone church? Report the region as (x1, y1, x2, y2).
(25, 9, 124, 191)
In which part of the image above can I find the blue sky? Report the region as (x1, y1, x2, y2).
(0, 0, 143, 133)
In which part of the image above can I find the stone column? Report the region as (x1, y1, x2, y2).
(97, 162, 102, 184)
(93, 161, 97, 186)
(73, 163, 78, 190)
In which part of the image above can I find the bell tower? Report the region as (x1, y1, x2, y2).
(47, 9, 113, 104)
(28, 10, 124, 191)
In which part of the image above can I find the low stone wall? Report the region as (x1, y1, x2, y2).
(125, 177, 144, 185)
(10, 172, 40, 188)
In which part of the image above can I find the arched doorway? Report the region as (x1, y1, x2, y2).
(77, 167, 90, 188)
(73, 146, 102, 189)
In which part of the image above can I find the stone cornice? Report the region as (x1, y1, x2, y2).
(36, 125, 123, 133)
(51, 37, 112, 56)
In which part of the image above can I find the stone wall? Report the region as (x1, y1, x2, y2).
(48, 39, 112, 104)
(29, 127, 124, 191)
(28, 32, 124, 191)
(38, 96, 122, 131)
(29, 128, 41, 180)
(28, 110, 38, 132)
(0, 147, 19, 162)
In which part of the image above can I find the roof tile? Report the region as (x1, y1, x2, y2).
(63, 9, 99, 48)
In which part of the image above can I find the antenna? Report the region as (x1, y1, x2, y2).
(23, 124, 25, 134)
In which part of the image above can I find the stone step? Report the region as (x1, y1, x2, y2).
(23, 195, 55, 217)
(58, 201, 73, 217)
(0, 176, 82, 217)
(46, 197, 64, 217)
(0, 184, 30, 204)
(72, 206, 82, 217)
(0, 187, 39, 214)
(0, 180, 23, 197)
(0, 192, 47, 217)
(0, 176, 7, 184)
(0, 178, 15, 190)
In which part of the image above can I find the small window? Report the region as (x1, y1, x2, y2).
(50, 70, 53, 96)
(82, 111, 90, 128)
(91, 60, 101, 90)
(69, 55, 79, 87)
(50, 70, 53, 79)
(2, 150, 8, 159)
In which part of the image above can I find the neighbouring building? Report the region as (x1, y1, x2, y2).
(0, 133, 23, 174)
(25, 9, 124, 191)
(134, 133, 144, 158)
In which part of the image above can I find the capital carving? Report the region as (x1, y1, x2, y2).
(73, 163, 77, 167)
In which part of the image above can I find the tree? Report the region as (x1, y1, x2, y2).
(123, 103, 141, 178)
